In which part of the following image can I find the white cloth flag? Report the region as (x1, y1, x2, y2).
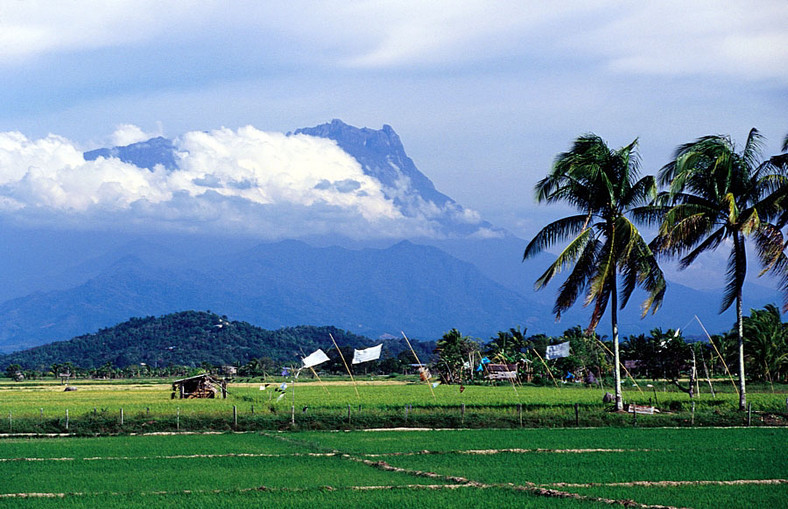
(352, 344, 382, 364)
(546, 341, 570, 360)
(302, 349, 330, 368)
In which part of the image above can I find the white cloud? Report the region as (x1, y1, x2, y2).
(0, 125, 485, 239)
(111, 124, 161, 146)
(0, 1, 220, 64)
(4, 1, 786, 82)
(578, 2, 788, 82)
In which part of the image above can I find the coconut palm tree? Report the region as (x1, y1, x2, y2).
(524, 134, 666, 411)
(653, 128, 787, 410)
(742, 304, 788, 383)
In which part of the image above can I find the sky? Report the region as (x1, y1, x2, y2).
(0, 0, 786, 245)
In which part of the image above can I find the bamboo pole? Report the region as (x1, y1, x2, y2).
(694, 316, 739, 397)
(595, 339, 643, 394)
(330, 333, 360, 399)
(401, 331, 436, 400)
(494, 353, 518, 395)
(309, 366, 330, 395)
(531, 347, 558, 387)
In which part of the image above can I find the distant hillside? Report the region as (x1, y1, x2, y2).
(0, 311, 391, 370)
(0, 240, 542, 353)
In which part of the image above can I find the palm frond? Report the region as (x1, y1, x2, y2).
(523, 214, 590, 260)
(533, 227, 594, 290)
(679, 226, 726, 269)
(742, 128, 765, 173)
(553, 238, 599, 318)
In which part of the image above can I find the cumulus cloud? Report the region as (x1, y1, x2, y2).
(110, 123, 162, 146)
(0, 125, 485, 239)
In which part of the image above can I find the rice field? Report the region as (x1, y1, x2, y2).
(0, 428, 785, 508)
(1, 378, 786, 432)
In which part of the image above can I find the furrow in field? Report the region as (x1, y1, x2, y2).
(362, 447, 654, 457)
(346, 454, 687, 508)
(0, 452, 338, 462)
(549, 479, 788, 488)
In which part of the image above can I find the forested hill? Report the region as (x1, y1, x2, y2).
(0, 311, 382, 370)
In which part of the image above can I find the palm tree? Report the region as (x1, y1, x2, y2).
(742, 304, 788, 383)
(435, 329, 479, 384)
(524, 134, 666, 411)
(653, 128, 787, 410)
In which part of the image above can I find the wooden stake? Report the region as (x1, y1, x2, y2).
(309, 366, 330, 395)
(595, 339, 643, 394)
(401, 331, 436, 400)
(695, 315, 738, 397)
(531, 347, 558, 387)
(330, 333, 360, 399)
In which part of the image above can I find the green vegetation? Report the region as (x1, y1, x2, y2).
(0, 378, 785, 434)
(0, 311, 382, 370)
(0, 428, 785, 509)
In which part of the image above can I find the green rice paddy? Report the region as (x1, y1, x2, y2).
(0, 428, 785, 508)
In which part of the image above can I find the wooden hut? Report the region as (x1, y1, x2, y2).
(484, 363, 518, 381)
(171, 374, 226, 399)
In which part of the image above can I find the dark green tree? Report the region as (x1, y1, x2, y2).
(524, 134, 666, 410)
(485, 327, 528, 361)
(435, 329, 479, 384)
(4, 363, 22, 380)
(742, 304, 788, 382)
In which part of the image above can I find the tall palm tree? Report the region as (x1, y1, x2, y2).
(653, 128, 786, 411)
(524, 134, 666, 411)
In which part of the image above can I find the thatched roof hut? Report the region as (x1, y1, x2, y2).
(171, 374, 226, 399)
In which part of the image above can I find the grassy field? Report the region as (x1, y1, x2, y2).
(0, 428, 785, 508)
(0, 377, 786, 432)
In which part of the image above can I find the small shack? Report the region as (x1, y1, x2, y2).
(171, 374, 226, 399)
(484, 363, 518, 381)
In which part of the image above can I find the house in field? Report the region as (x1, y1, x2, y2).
(171, 374, 227, 399)
(484, 363, 518, 381)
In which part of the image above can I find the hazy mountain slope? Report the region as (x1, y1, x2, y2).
(0, 240, 544, 353)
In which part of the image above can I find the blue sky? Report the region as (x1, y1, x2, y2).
(0, 0, 786, 245)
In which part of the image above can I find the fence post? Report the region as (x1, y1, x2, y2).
(691, 401, 695, 426)
(461, 403, 465, 425)
(748, 403, 752, 426)
(290, 404, 295, 426)
(176, 407, 180, 431)
(405, 404, 409, 421)
(347, 404, 351, 425)
(120, 408, 124, 426)
(632, 405, 637, 427)
(517, 404, 523, 427)
(233, 405, 238, 428)
(575, 403, 580, 427)
(8, 411, 11, 432)
(65, 409, 69, 431)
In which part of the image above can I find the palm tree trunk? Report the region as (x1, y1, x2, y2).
(612, 284, 623, 411)
(737, 291, 747, 411)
